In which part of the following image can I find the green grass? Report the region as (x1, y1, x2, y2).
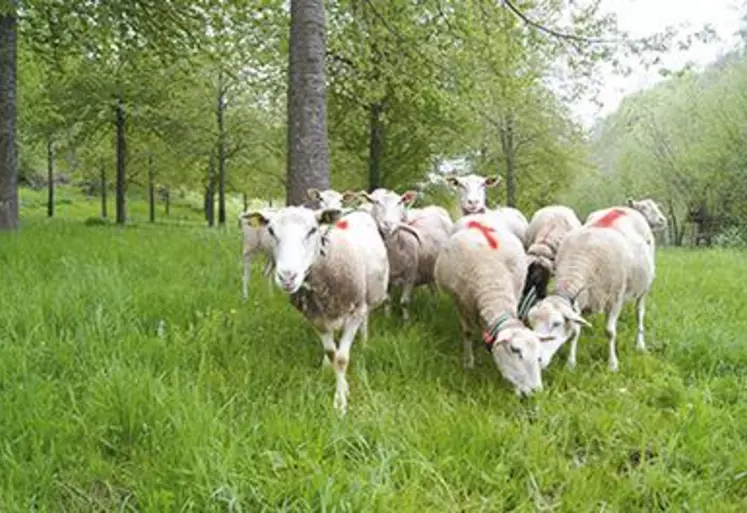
(1, 192, 747, 511)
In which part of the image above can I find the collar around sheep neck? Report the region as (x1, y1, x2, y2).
(483, 312, 518, 351)
(555, 282, 583, 308)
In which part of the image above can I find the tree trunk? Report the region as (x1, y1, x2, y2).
(0, 3, 18, 231)
(206, 152, 215, 227)
(499, 112, 516, 207)
(115, 94, 126, 225)
(148, 154, 155, 223)
(46, 138, 54, 218)
(216, 76, 227, 226)
(286, 0, 330, 206)
(368, 101, 384, 191)
(164, 187, 170, 216)
(100, 160, 107, 219)
(242, 192, 247, 212)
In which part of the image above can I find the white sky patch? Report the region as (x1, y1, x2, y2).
(570, 0, 744, 128)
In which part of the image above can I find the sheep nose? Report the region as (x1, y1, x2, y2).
(276, 269, 298, 285)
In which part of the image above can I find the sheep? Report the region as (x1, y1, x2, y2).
(238, 207, 278, 299)
(242, 206, 389, 413)
(526, 216, 655, 372)
(359, 188, 453, 320)
(306, 188, 344, 210)
(434, 213, 544, 395)
(522, 205, 582, 302)
(627, 197, 667, 233)
(446, 174, 528, 245)
(585, 205, 656, 250)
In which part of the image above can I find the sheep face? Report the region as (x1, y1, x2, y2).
(527, 296, 591, 368)
(490, 326, 543, 395)
(307, 188, 344, 210)
(446, 174, 501, 215)
(243, 206, 342, 294)
(627, 198, 667, 232)
(361, 188, 417, 238)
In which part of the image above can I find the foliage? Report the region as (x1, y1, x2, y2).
(568, 47, 747, 244)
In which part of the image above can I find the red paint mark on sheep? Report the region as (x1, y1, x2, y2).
(591, 208, 626, 228)
(335, 220, 349, 230)
(467, 220, 499, 249)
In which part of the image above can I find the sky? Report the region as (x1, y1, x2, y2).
(571, 0, 745, 127)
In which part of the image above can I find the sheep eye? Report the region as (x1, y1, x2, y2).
(267, 226, 276, 238)
(552, 321, 563, 329)
(307, 227, 318, 238)
(509, 345, 523, 359)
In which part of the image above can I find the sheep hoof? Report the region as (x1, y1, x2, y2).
(609, 359, 619, 372)
(566, 360, 576, 370)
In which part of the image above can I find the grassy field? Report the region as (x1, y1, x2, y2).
(1, 192, 746, 511)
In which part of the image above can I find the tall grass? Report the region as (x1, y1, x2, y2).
(0, 196, 746, 511)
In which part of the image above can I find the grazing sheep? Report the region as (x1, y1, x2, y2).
(627, 197, 667, 233)
(243, 206, 389, 413)
(434, 213, 544, 395)
(360, 188, 453, 320)
(522, 205, 582, 302)
(526, 219, 655, 372)
(238, 207, 278, 299)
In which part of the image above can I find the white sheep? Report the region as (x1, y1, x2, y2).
(359, 188, 453, 320)
(243, 206, 389, 413)
(307, 188, 348, 210)
(526, 218, 655, 372)
(522, 205, 582, 301)
(238, 207, 278, 299)
(627, 197, 668, 233)
(446, 174, 528, 245)
(585, 205, 656, 251)
(434, 213, 544, 395)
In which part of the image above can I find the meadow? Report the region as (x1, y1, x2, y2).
(1, 188, 746, 511)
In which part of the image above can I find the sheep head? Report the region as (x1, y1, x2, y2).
(445, 174, 501, 215)
(526, 296, 591, 369)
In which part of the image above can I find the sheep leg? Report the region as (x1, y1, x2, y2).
(333, 309, 366, 414)
(263, 258, 275, 295)
(400, 283, 414, 322)
(635, 295, 647, 351)
(606, 304, 623, 372)
(241, 252, 251, 300)
(359, 315, 369, 344)
(320, 332, 336, 368)
(567, 329, 581, 369)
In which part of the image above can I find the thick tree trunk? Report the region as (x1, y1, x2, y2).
(499, 112, 516, 207)
(115, 94, 126, 225)
(46, 138, 54, 218)
(164, 187, 170, 217)
(286, 0, 330, 206)
(0, 4, 18, 230)
(206, 152, 215, 227)
(216, 78, 227, 226)
(148, 154, 155, 223)
(100, 160, 107, 219)
(368, 101, 384, 191)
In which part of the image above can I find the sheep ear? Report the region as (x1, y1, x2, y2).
(243, 211, 269, 228)
(567, 312, 592, 328)
(307, 188, 322, 201)
(446, 176, 461, 188)
(400, 190, 418, 206)
(316, 208, 342, 226)
(484, 175, 501, 188)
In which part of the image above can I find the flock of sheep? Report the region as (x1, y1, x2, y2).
(239, 175, 668, 413)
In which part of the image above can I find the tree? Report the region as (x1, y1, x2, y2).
(0, 0, 17, 230)
(287, 0, 330, 206)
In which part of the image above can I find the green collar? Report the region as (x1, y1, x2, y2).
(483, 312, 513, 351)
